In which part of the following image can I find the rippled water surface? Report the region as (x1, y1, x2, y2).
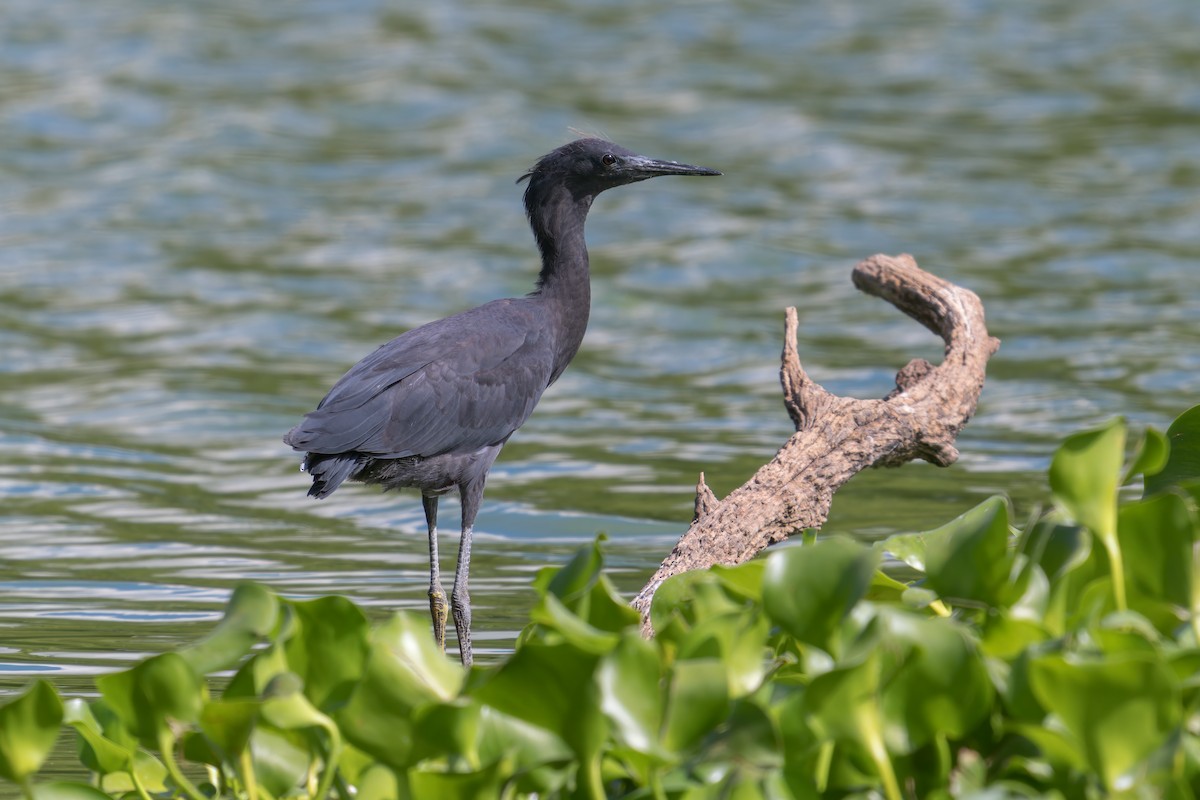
(2, 0, 1199, 742)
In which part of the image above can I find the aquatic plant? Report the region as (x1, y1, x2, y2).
(3, 406, 1199, 799)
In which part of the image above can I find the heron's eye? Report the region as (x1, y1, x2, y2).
(601, 153, 617, 167)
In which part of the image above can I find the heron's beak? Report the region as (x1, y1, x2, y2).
(627, 155, 721, 178)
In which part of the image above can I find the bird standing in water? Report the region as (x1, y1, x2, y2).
(284, 138, 719, 665)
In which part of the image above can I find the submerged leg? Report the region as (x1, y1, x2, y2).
(423, 494, 448, 652)
(452, 480, 485, 667)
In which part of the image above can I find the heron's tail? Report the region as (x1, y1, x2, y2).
(300, 453, 363, 499)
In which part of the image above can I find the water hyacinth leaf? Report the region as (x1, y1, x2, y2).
(95, 653, 203, 747)
(259, 672, 343, 800)
(711, 560, 765, 602)
(762, 537, 879, 651)
(878, 531, 928, 573)
(711, 699, 783, 772)
(476, 707, 572, 783)
(877, 611, 993, 753)
(1145, 404, 1200, 497)
(179, 582, 279, 675)
(261, 673, 337, 736)
(409, 702, 481, 767)
(408, 759, 507, 799)
(28, 783, 114, 800)
(596, 630, 665, 757)
(866, 569, 912, 605)
(539, 536, 605, 601)
(62, 699, 132, 777)
(1049, 417, 1126, 607)
(283, 595, 370, 711)
(1050, 416, 1125, 537)
(662, 658, 730, 753)
(355, 764, 400, 800)
(1124, 426, 1169, 486)
(981, 614, 1047, 660)
(1005, 722, 1089, 774)
(338, 612, 462, 769)
(801, 650, 901, 794)
(651, 570, 744, 638)
(474, 641, 606, 759)
(1118, 493, 1194, 619)
(1028, 652, 1181, 791)
(529, 592, 621, 654)
(369, 612, 463, 702)
(582, 574, 641, 632)
(248, 724, 311, 800)
(1020, 515, 1091, 583)
(678, 609, 770, 698)
(0, 680, 63, 783)
(199, 698, 260, 759)
(923, 496, 1013, 607)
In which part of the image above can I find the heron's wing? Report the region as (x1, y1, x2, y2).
(284, 300, 556, 458)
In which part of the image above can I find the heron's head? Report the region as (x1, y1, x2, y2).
(519, 138, 719, 208)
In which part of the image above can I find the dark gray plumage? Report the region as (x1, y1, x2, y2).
(284, 138, 719, 665)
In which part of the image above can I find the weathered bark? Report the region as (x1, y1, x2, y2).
(632, 254, 1000, 632)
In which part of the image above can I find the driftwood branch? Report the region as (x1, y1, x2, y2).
(632, 254, 1000, 631)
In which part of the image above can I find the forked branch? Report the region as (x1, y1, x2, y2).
(632, 254, 1000, 632)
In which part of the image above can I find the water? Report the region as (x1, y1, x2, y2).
(2, 0, 1198, 737)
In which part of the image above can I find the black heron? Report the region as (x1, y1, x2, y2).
(284, 138, 719, 665)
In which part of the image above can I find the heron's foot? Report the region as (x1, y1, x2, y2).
(429, 587, 449, 652)
(452, 589, 472, 667)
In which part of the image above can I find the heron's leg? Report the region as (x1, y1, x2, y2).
(452, 480, 484, 667)
(423, 494, 448, 652)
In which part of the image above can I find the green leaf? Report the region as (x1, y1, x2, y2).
(541, 536, 604, 601)
(1049, 416, 1127, 609)
(408, 760, 508, 799)
(651, 571, 745, 642)
(596, 630, 665, 758)
(1125, 426, 1170, 486)
(95, 653, 204, 747)
(1028, 652, 1181, 791)
(225, 629, 293, 700)
(923, 496, 1014, 607)
(678, 608, 770, 698)
(877, 610, 993, 753)
(355, 763, 400, 800)
(28, 782, 114, 800)
(529, 592, 621, 654)
(474, 641, 606, 760)
(0, 680, 63, 783)
(762, 538, 879, 651)
(283, 595, 370, 711)
(410, 702, 481, 767)
(662, 658, 730, 753)
(711, 560, 766, 602)
(338, 612, 463, 769)
(260, 673, 342, 800)
(1050, 416, 1126, 538)
(199, 698, 260, 759)
(261, 673, 336, 733)
(476, 707, 572, 784)
(179, 582, 279, 675)
(878, 531, 928, 572)
(1118, 492, 1195, 625)
(801, 649, 902, 797)
(1146, 404, 1200, 496)
(63, 699, 131, 776)
(713, 699, 784, 771)
(248, 723, 311, 799)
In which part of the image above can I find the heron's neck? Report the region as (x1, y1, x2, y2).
(528, 186, 593, 376)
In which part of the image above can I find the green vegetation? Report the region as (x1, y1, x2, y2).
(3, 405, 1200, 799)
